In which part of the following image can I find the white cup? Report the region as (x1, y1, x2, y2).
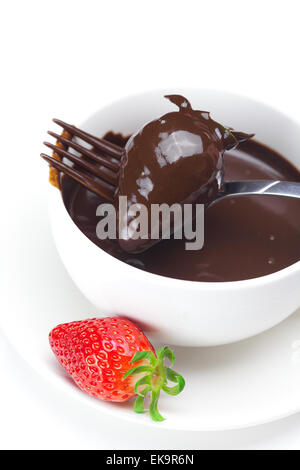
(48, 89, 300, 346)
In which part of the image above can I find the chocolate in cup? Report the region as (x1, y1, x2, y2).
(116, 95, 253, 253)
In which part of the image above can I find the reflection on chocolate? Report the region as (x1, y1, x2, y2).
(117, 95, 253, 253)
(62, 134, 300, 282)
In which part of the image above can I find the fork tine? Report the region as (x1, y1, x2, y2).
(47, 131, 120, 172)
(53, 119, 123, 159)
(44, 141, 118, 186)
(41, 153, 115, 201)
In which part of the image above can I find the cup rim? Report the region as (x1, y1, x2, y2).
(52, 87, 300, 291)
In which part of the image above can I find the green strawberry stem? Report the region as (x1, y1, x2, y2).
(123, 346, 185, 422)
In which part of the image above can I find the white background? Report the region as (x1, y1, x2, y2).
(1, 0, 300, 450)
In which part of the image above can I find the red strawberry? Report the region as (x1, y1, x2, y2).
(49, 316, 185, 421)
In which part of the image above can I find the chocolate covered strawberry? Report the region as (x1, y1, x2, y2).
(117, 94, 253, 253)
(49, 316, 185, 421)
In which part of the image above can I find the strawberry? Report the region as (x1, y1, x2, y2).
(49, 316, 185, 421)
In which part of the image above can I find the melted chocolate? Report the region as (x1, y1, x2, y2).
(62, 135, 300, 282)
(117, 95, 252, 253)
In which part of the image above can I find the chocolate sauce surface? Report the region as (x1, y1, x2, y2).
(62, 135, 300, 282)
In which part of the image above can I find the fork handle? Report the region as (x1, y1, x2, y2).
(219, 180, 300, 200)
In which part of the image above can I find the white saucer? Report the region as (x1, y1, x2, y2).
(1, 169, 300, 432)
